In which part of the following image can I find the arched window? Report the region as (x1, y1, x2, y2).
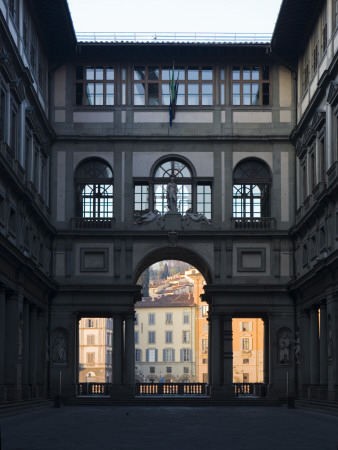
(75, 159, 113, 218)
(233, 158, 271, 219)
(134, 158, 212, 218)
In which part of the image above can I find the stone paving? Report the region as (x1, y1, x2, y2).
(1, 405, 338, 450)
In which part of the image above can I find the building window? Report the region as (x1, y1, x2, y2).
(135, 313, 138, 326)
(149, 366, 155, 373)
(87, 335, 95, 345)
(166, 367, 172, 373)
(241, 338, 252, 352)
(202, 305, 209, 317)
(243, 359, 249, 364)
(148, 313, 155, 325)
(240, 322, 252, 332)
(182, 331, 190, 343)
(86, 319, 96, 328)
(76, 66, 114, 105)
(148, 331, 156, 344)
(135, 349, 142, 362)
(135, 331, 139, 345)
(183, 311, 190, 324)
(202, 339, 208, 354)
(75, 159, 113, 218)
(232, 66, 270, 106)
(133, 66, 213, 106)
(183, 367, 189, 373)
(233, 158, 271, 219)
(8, 0, 19, 26)
(146, 349, 158, 362)
(87, 352, 95, 363)
(165, 313, 173, 324)
(165, 331, 173, 344)
(181, 349, 192, 362)
(106, 350, 112, 364)
(163, 348, 175, 362)
(134, 157, 212, 219)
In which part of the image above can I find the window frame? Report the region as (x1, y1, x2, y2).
(75, 65, 115, 106)
(231, 65, 270, 107)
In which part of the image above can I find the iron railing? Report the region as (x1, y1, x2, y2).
(71, 217, 114, 229)
(234, 383, 266, 397)
(76, 32, 272, 44)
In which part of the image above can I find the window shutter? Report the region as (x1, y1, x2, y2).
(180, 349, 184, 362)
(155, 349, 158, 362)
(139, 349, 142, 362)
(172, 349, 175, 362)
(146, 349, 149, 362)
(163, 349, 166, 362)
(189, 349, 192, 362)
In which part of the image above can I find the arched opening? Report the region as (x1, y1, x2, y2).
(134, 260, 209, 395)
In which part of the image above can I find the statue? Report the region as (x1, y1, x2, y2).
(294, 330, 300, 364)
(134, 210, 164, 226)
(279, 332, 290, 363)
(166, 177, 178, 213)
(52, 331, 67, 364)
(183, 208, 212, 226)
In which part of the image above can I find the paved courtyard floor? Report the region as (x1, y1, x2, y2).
(1, 405, 338, 450)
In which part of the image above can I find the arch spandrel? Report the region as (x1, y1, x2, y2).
(133, 245, 214, 285)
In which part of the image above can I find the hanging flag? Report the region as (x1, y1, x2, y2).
(169, 64, 179, 127)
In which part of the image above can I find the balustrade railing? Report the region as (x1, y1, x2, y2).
(233, 383, 266, 397)
(71, 217, 114, 229)
(232, 217, 276, 230)
(77, 382, 109, 396)
(135, 382, 210, 396)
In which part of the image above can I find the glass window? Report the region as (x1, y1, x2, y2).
(233, 159, 271, 220)
(165, 331, 172, 344)
(232, 66, 270, 106)
(183, 330, 190, 343)
(76, 66, 114, 106)
(148, 331, 156, 344)
(148, 313, 155, 325)
(75, 159, 113, 219)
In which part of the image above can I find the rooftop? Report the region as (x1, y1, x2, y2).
(135, 293, 195, 308)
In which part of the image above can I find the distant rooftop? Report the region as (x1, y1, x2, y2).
(76, 32, 272, 44)
(135, 293, 195, 308)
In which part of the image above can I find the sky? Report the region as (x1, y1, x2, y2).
(66, 0, 283, 34)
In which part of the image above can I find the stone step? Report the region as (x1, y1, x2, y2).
(295, 399, 338, 416)
(63, 396, 282, 407)
(0, 399, 54, 418)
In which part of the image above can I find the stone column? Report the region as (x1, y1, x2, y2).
(112, 315, 123, 385)
(5, 292, 23, 400)
(320, 303, 328, 386)
(37, 310, 47, 393)
(263, 316, 269, 385)
(22, 301, 30, 397)
(301, 310, 310, 385)
(210, 312, 223, 385)
(310, 307, 320, 385)
(223, 315, 233, 387)
(124, 314, 135, 385)
(28, 305, 38, 390)
(0, 288, 6, 400)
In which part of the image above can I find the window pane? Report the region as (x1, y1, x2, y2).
(86, 83, 94, 105)
(202, 83, 213, 105)
(86, 67, 95, 80)
(176, 84, 185, 105)
(148, 67, 159, 80)
(134, 67, 145, 80)
(243, 66, 251, 80)
(106, 67, 114, 80)
(106, 83, 114, 105)
(162, 84, 170, 106)
(188, 68, 199, 80)
(252, 83, 260, 105)
(148, 84, 159, 105)
(134, 83, 145, 105)
(96, 68, 104, 80)
(252, 67, 259, 80)
(202, 68, 213, 80)
(232, 67, 240, 80)
(188, 84, 199, 105)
